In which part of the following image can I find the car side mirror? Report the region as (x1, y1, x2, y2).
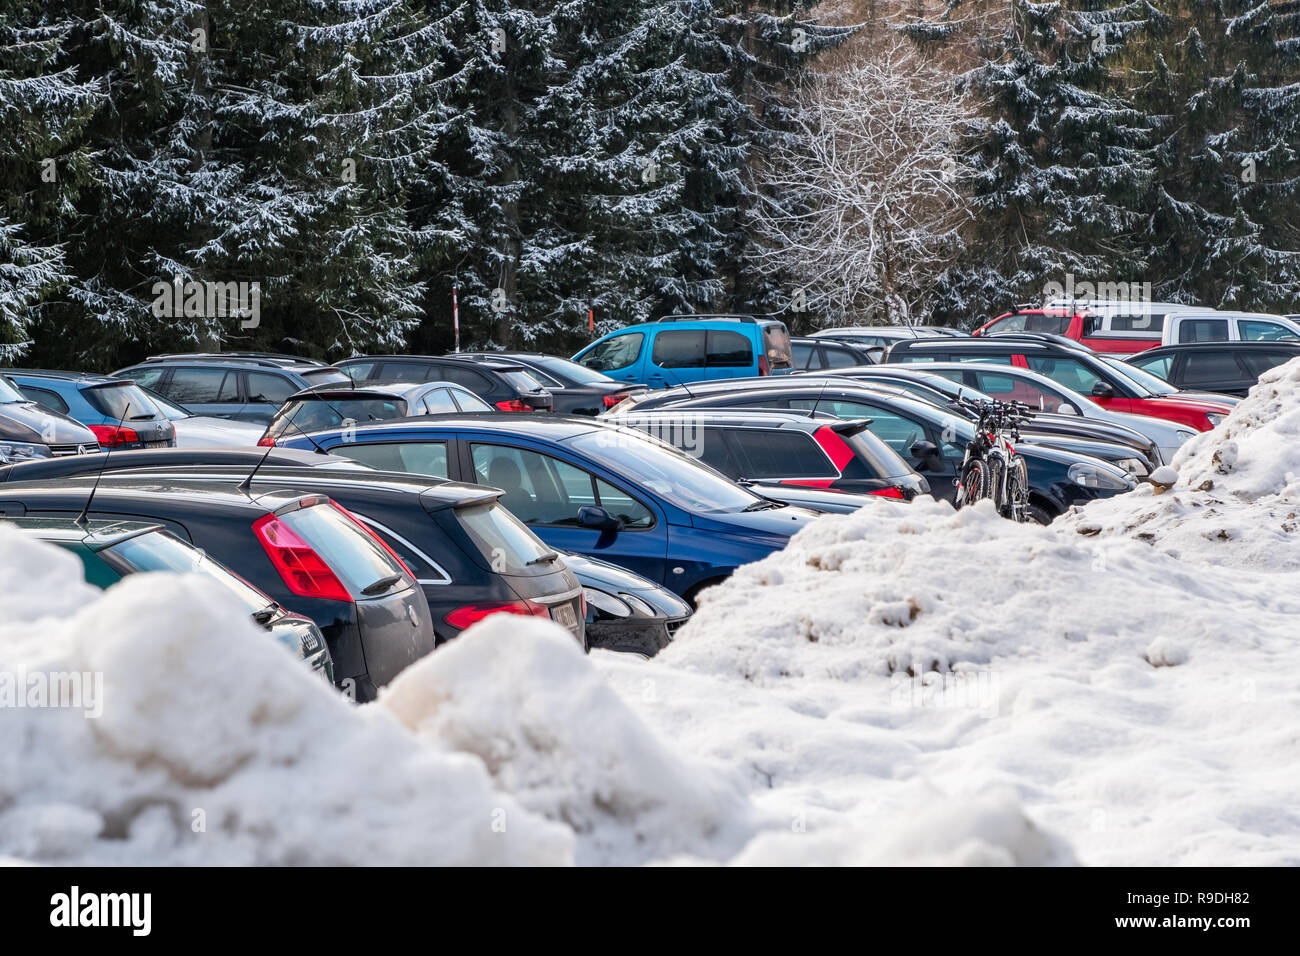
(909, 440, 939, 464)
(1090, 382, 1114, 399)
(578, 505, 622, 532)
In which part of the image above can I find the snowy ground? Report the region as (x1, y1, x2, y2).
(3, 360, 1299, 866)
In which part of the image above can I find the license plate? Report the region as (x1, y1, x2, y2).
(145, 440, 169, 448)
(551, 603, 578, 632)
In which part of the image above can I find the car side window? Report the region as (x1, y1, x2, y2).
(991, 315, 1026, 332)
(728, 429, 837, 478)
(1239, 350, 1294, 376)
(822, 346, 859, 368)
(166, 368, 238, 404)
(580, 333, 644, 372)
(418, 388, 460, 414)
(340, 361, 376, 381)
(1181, 351, 1243, 386)
(1131, 354, 1173, 379)
(435, 366, 490, 393)
(1178, 319, 1229, 343)
(791, 342, 818, 370)
(469, 443, 652, 528)
(706, 330, 753, 368)
(1024, 356, 1104, 394)
(330, 441, 449, 478)
(973, 370, 1070, 412)
(18, 386, 70, 414)
(118, 367, 168, 390)
(1239, 320, 1299, 342)
(246, 372, 295, 404)
(652, 329, 707, 369)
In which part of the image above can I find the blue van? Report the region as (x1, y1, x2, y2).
(572, 315, 794, 389)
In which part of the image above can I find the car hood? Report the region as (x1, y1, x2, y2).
(171, 416, 265, 447)
(1143, 395, 1234, 414)
(0, 403, 96, 445)
(1172, 390, 1240, 407)
(689, 504, 821, 538)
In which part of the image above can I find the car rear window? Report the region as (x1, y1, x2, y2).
(729, 429, 835, 478)
(526, 355, 615, 385)
(1239, 350, 1297, 376)
(1107, 314, 1165, 333)
(83, 382, 165, 420)
(278, 502, 407, 596)
(839, 427, 917, 479)
(762, 323, 793, 368)
(498, 369, 546, 392)
(301, 368, 353, 386)
(267, 397, 408, 440)
(1023, 314, 1070, 334)
(103, 531, 269, 613)
(455, 501, 558, 575)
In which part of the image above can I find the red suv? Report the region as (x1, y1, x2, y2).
(974, 307, 1168, 355)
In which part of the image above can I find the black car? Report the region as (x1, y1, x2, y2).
(335, 355, 554, 412)
(614, 380, 1136, 522)
(0, 373, 101, 463)
(460, 352, 646, 415)
(0, 480, 434, 701)
(789, 337, 878, 371)
(609, 408, 930, 500)
(1126, 341, 1300, 397)
(0, 445, 374, 483)
(113, 353, 354, 424)
(563, 551, 690, 656)
(259, 381, 493, 446)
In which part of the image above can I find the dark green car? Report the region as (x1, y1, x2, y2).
(11, 518, 335, 684)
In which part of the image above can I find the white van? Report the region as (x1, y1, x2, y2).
(1161, 311, 1300, 345)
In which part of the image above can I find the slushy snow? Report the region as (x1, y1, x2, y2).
(4, 357, 1300, 865)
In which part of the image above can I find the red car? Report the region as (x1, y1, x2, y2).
(886, 337, 1233, 432)
(973, 307, 1171, 356)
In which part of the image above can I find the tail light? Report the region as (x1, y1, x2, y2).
(868, 486, 906, 499)
(758, 355, 770, 375)
(256, 435, 276, 447)
(445, 601, 550, 630)
(326, 501, 414, 577)
(602, 393, 628, 409)
(89, 424, 140, 448)
(252, 514, 351, 602)
(495, 399, 532, 412)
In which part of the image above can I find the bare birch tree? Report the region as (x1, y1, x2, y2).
(749, 41, 979, 324)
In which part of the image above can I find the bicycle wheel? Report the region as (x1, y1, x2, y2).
(957, 459, 992, 507)
(1006, 456, 1030, 522)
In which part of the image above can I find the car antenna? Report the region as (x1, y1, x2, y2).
(237, 440, 276, 495)
(75, 401, 131, 528)
(276, 413, 330, 455)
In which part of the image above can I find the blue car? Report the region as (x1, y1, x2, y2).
(276, 415, 819, 602)
(7, 370, 176, 449)
(572, 315, 795, 389)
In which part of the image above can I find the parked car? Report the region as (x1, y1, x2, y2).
(789, 337, 878, 371)
(878, 363, 1198, 464)
(0, 445, 374, 483)
(274, 415, 821, 602)
(607, 408, 930, 500)
(135, 385, 265, 447)
(884, 336, 1234, 431)
(113, 353, 353, 424)
(12, 517, 334, 683)
(334, 355, 553, 412)
(808, 326, 948, 350)
(609, 380, 1137, 522)
(974, 303, 1218, 354)
(459, 352, 647, 415)
(258, 381, 492, 447)
(0, 373, 101, 462)
(1125, 342, 1300, 397)
(1161, 311, 1300, 345)
(572, 314, 794, 389)
(0, 480, 434, 702)
(7, 370, 176, 449)
(563, 551, 690, 656)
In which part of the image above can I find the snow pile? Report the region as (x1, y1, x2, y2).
(1058, 356, 1300, 569)
(383, 617, 755, 865)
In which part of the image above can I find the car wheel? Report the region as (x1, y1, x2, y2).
(1028, 502, 1054, 525)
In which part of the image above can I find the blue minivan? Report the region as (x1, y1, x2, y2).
(275, 415, 818, 603)
(572, 315, 794, 389)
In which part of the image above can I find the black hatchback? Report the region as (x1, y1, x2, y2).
(0, 480, 435, 701)
(335, 355, 553, 412)
(459, 352, 646, 415)
(1126, 342, 1300, 397)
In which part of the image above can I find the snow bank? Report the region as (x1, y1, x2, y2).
(383, 617, 755, 865)
(1059, 356, 1300, 570)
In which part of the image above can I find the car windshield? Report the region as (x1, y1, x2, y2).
(104, 531, 270, 613)
(523, 355, 616, 385)
(567, 429, 760, 514)
(267, 396, 407, 440)
(0, 375, 29, 403)
(83, 382, 165, 420)
(1099, 357, 1176, 396)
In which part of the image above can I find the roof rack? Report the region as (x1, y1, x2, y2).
(142, 352, 326, 368)
(657, 314, 759, 324)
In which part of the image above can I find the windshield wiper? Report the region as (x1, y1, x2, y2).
(251, 607, 277, 626)
(742, 498, 780, 512)
(526, 551, 560, 566)
(361, 572, 403, 595)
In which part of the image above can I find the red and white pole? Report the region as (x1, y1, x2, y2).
(452, 283, 460, 353)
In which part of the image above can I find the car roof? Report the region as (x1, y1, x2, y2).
(336, 354, 530, 371)
(288, 381, 432, 401)
(3, 369, 121, 384)
(131, 353, 328, 371)
(1137, 341, 1300, 355)
(6, 516, 163, 547)
(809, 327, 936, 338)
(4, 475, 320, 513)
(302, 412, 606, 442)
(611, 409, 832, 430)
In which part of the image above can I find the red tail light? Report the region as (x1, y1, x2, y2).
(252, 513, 351, 602)
(602, 393, 628, 409)
(444, 601, 550, 630)
(326, 500, 414, 577)
(257, 435, 276, 447)
(869, 486, 906, 499)
(89, 424, 140, 448)
(495, 399, 532, 412)
(758, 355, 770, 375)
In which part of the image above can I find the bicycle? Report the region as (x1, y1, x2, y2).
(953, 399, 1034, 522)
